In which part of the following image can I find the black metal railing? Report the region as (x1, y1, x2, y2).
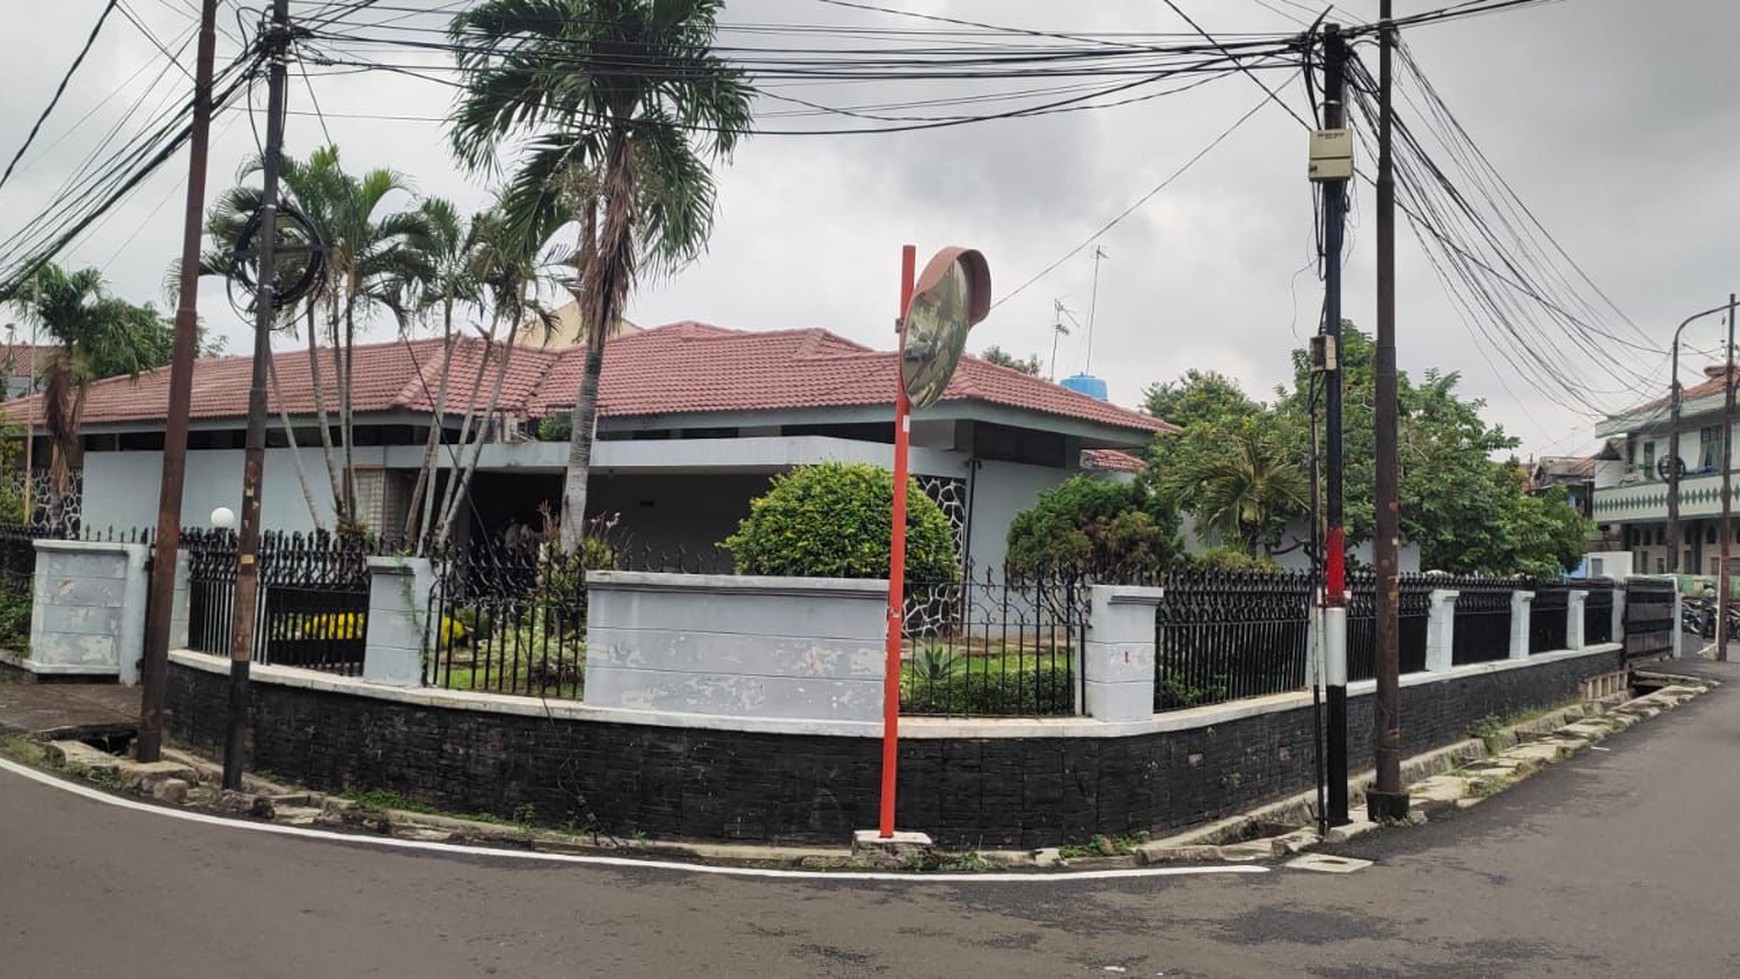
(1153, 570, 1313, 711)
(1623, 578, 1677, 661)
(430, 543, 587, 700)
(1347, 573, 1431, 681)
(1529, 581, 1570, 653)
(1583, 579, 1615, 646)
(900, 569, 1086, 718)
(183, 529, 372, 675)
(1450, 577, 1515, 665)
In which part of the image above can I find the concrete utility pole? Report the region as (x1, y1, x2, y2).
(1719, 294, 1737, 664)
(224, 0, 291, 790)
(1367, 0, 1409, 823)
(137, 0, 219, 764)
(1318, 24, 1351, 828)
(1665, 301, 1736, 579)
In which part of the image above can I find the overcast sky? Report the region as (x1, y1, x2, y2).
(3, 0, 1738, 459)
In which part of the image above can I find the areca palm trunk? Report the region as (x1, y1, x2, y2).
(437, 323, 519, 550)
(306, 300, 347, 521)
(267, 350, 327, 531)
(560, 149, 633, 554)
(406, 295, 457, 550)
(340, 292, 360, 530)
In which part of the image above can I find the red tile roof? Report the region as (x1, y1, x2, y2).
(0, 344, 48, 378)
(2, 322, 1173, 438)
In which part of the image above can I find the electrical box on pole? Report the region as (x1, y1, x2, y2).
(1309, 129, 1355, 182)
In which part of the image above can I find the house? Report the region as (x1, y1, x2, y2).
(1592, 364, 1740, 575)
(1529, 453, 1602, 520)
(0, 343, 46, 400)
(3, 322, 1171, 571)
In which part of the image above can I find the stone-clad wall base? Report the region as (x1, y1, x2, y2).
(166, 646, 1622, 848)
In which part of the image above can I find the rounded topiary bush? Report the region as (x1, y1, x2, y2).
(723, 462, 958, 581)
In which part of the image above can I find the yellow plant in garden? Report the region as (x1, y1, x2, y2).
(292, 612, 471, 648)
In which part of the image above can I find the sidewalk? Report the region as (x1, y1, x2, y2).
(0, 678, 138, 740)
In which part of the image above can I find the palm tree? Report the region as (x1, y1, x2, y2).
(448, 0, 754, 553)
(202, 147, 435, 534)
(10, 264, 172, 523)
(1162, 420, 1309, 558)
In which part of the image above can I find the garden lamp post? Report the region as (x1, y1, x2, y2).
(1665, 301, 1735, 576)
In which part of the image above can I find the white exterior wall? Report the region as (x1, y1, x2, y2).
(962, 459, 1079, 571)
(81, 446, 401, 533)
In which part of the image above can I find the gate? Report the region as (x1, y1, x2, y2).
(1622, 578, 1677, 662)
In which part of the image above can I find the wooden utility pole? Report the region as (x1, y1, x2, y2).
(1368, 0, 1410, 822)
(224, 0, 291, 790)
(137, 0, 220, 763)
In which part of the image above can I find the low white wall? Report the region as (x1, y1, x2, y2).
(583, 571, 889, 722)
(24, 540, 148, 683)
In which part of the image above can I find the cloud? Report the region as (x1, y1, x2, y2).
(2, 0, 1733, 464)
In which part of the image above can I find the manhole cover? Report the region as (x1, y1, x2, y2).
(1286, 854, 1373, 874)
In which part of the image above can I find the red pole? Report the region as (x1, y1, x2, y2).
(879, 244, 917, 839)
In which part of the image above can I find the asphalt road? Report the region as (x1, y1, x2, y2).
(4, 668, 1738, 978)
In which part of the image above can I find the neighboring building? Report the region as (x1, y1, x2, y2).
(0, 343, 46, 400)
(1593, 364, 1740, 575)
(516, 299, 639, 348)
(1529, 453, 1599, 519)
(2, 322, 1170, 571)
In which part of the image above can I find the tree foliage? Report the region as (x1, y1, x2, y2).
(724, 463, 958, 581)
(1005, 475, 1182, 577)
(448, 0, 754, 555)
(980, 346, 1043, 376)
(1141, 325, 1593, 575)
(9, 263, 172, 499)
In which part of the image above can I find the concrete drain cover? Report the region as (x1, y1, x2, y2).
(1286, 854, 1373, 874)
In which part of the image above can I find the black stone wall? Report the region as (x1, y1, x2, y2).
(167, 649, 1620, 848)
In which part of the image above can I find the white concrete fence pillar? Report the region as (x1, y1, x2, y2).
(23, 539, 150, 685)
(1424, 589, 1459, 672)
(363, 556, 436, 687)
(1566, 589, 1588, 651)
(1084, 585, 1165, 722)
(168, 549, 191, 651)
(1509, 590, 1536, 660)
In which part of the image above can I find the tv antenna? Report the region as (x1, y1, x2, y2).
(1085, 245, 1107, 372)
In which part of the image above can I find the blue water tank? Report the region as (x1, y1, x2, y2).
(1060, 373, 1109, 401)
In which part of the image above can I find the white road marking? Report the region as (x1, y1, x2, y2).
(0, 757, 1269, 884)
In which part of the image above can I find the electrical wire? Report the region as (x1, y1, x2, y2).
(0, 0, 122, 193)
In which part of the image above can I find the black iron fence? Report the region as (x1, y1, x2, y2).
(1153, 570, 1313, 711)
(1449, 577, 1514, 665)
(1347, 573, 1431, 682)
(1622, 578, 1677, 661)
(183, 529, 372, 676)
(900, 569, 1086, 718)
(1583, 579, 1615, 646)
(1529, 581, 1570, 653)
(429, 543, 586, 700)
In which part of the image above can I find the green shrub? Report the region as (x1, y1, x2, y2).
(537, 414, 573, 441)
(1005, 475, 1182, 578)
(1188, 546, 1281, 572)
(723, 463, 958, 580)
(901, 666, 1073, 715)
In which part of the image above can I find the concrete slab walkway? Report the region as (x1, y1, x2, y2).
(0, 681, 138, 739)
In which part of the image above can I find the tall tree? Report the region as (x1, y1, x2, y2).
(1143, 368, 1262, 428)
(1157, 417, 1308, 558)
(201, 147, 435, 534)
(448, 0, 754, 553)
(9, 264, 172, 509)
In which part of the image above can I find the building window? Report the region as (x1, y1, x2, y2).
(1709, 525, 1719, 545)
(1702, 426, 1723, 471)
(1713, 557, 1722, 576)
(1656, 525, 1666, 546)
(354, 470, 385, 533)
(1643, 441, 1657, 480)
(1656, 556, 1666, 574)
